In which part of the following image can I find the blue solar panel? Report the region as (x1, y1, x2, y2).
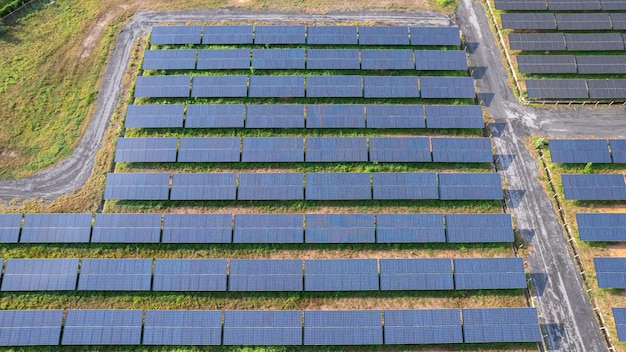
(143, 50, 197, 70)
(114, 137, 178, 163)
(171, 173, 237, 200)
(462, 308, 541, 343)
(372, 172, 438, 200)
(78, 259, 152, 291)
(143, 310, 222, 345)
(307, 26, 358, 45)
(304, 310, 383, 345)
(252, 49, 305, 69)
(577, 213, 626, 241)
(359, 26, 409, 45)
(254, 25, 306, 44)
(223, 310, 302, 345)
(0, 310, 63, 346)
(162, 214, 232, 243)
(410, 27, 461, 46)
(242, 137, 304, 162)
(185, 104, 245, 128)
(380, 258, 453, 290)
(415, 50, 467, 70)
(594, 257, 626, 288)
(305, 259, 378, 291)
(62, 310, 143, 345)
(438, 173, 502, 200)
(0, 214, 20, 243)
(366, 105, 425, 128)
(191, 76, 248, 97)
(306, 137, 367, 162)
(238, 173, 304, 200)
(453, 258, 526, 290)
(361, 50, 414, 70)
(384, 309, 463, 344)
(306, 49, 360, 69)
(92, 213, 161, 243)
(197, 49, 250, 69)
(425, 105, 484, 129)
(246, 104, 305, 128)
(305, 172, 371, 200)
(445, 214, 514, 243)
(153, 259, 227, 291)
(202, 25, 253, 44)
(610, 139, 626, 163)
(613, 308, 626, 341)
(305, 214, 375, 243)
(419, 76, 475, 99)
(21, 213, 91, 243)
(306, 104, 364, 128)
(376, 214, 445, 243)
(549, 139, 612, 163)
(234, 214, 303, 243)
(369, 137, 431, 162)
(103, 172, 170, 200)
(306, 76, 363, 97)
(363, 76, 419, 98)
(134, 75, 190, 98)
(562, 174, 626, 201)
(432, 137, 492, 163)
(125, 104, 184, 128)
(178, 137, 240, 162)
(151, 25, 202, 45)
(1, 259, 78, 291)
(229, 260, 303, 291)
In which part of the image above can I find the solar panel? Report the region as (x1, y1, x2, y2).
(306, 104, 365, 128)
(1, 259, 78, 291)
(501, 13, 556, 30)
(306, 49, 360, 69)
(78, 259, 152, 291)
(134, 75, 190, 98)
(0, 310, 63, 346)
(202, 25, 253, 44)
(594, 257, 626, 288)
(305, 172, 371, 200)
(305, 214, 375, 243)
(577, 213, 626, 241)
(438, 173, 503, 200)
(150, 25, 202, 45)
(91, 213, 161, 243)
(612, 13, 626, 30)
(254, 25, 306, 44)
(380, 258, 454, 290)
(103, 172, 170, 200)
(561, 174, 626, 200)
(246, 104, 305, 128)
(556, 13, 612, 31)
(237, 173, 304, 200)
(376, 213, 445, 243)
(614, 308, 626, 341)
(223, 310, 302, 345)
(125, 104, 184, 128)
(143, 310, 222, 345)
(234, 214, 303, 243)
(411, 27, 460, 46)
(366, 104, 425, 128)
(369, 137, 431, 162)
(242, 137, 303, 162)
(229, 259, 303, 291)
(445, 214, 514, 243)
(21, 213, 91, 243)
(494, 0, 547, 10)
(414, 50, 468, 71)
(372, 172, 439, 200)
(363, 76, 419, 98)
(178, 137, 240, 162)
(462, 308, 541, 343)
(62, 310, 142, 345)
(517, 55, 577, 74)
(171, 173, 237, 200)
(306, 76, 363, 97)
(425, 105, 484, 129)
(453, 258, 526, 290)
(153, 259, 227, 291)
(306, 26, 358, 45)
(603, 0, 626, 10)
(185, 104, 245, 128)
(431, 137, 493, 163)
(191, 76, 248, 97)
(419, 76, 475, 99)
(610, 139, 626, 163)
(305, 137, 367, 162)
(548, 0, 601, 10)
(197, 49, 250, 69)
(0, 214, 20, 243)
(361, 50, 414, 70)
(304, 310, 383, 345)
(576, 56, 626, 74)
(359, 26, 409, 45)
(565, 33, 624, 51)
(588, 80, 626, 99)
(508, 33, 566, 51)
(384, 309, 462, 344)
(114, 137, 178, 163)
(305, 259, 378, 291)
(162, 214, 232, 243)
(548, 139, 611, 163)
(143, 49, 196, 70)
(526, 79, 588, 99)
(252, 49, 305, 69)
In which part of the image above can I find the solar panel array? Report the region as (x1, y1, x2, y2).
(62, 310, 143, 345)
(0, 310, 64, 346)
(384, 309, 463, 344)
(462, 308, 542, 343)
(134, 75, 190, 98)
(304, 310, 383, 345)
(594, 257, 626, 288)
(561, 174, 626, 200)
(380, 258, 454, 291)
(153, 259, 227, 291)
(143, 310, 222, 345)
(224, 310, 302, 345)
(548, 139, 612, 163)
(21, 213, 92, 243)
(453, 258, 526, 290)
(613, 308, 626, 341)
(577, 213, 626, 241)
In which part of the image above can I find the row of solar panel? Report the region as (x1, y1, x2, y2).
(124, 103, 485, 129)
(143, 49, 468, 71)
(594, 257, 626, 288)
(578, 213, 626, 242)
(150, 25, 461, 46)
(0, 212, 513, 244)
(495, 0, 624, 11)
(549, 139, 626, 163)
(114, 137, 493, 163)
(509, 33, 626, 52)
(104, 172, 503, 201)
(562, 174, 626, 200)
(526, 79, 626, 99)
(0, 307, 540, 346)
(0, 257, 525, 292)
(502, 13, 626, 31)
(134, 75, 477, 99)
(613, 308, 626, 341)
(518, 55, 626, 74)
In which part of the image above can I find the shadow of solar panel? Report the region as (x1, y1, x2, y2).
(197, 49, 250, 69)
(517, 55, 576, 74)
(361, 50, 414, 70)
(125, 104, 184, 128)
(306, 104, 364, 128)
(0, 214, 20, 243)
(242, 137, 303, 162)
(376, 214, 445, 243)
(305, 214, 375, 243)
(304, 310, 383, 345)
(369, 137, 431, 162)
(103, 173, 170, 200)
(163, 214, 232, 243)
(191, 76, 247, 97)
(438, 173, 503, 200)
(380, 258, 453, 290)
(1, 259, 78, 291)
(202, 25, 253, 44)
(363, 76, 420, 98)
(462, 308, 541, 343)
(252, 49, 305, 69)
(556, 13, 611, 31)
(229, 260, 303, 291)
(432, 137, 493, 163)
(224, 310, 302, 345)
(372, 172, 438, 200)
(384, 309, 462, 344)
(306, 137, 367, 162)
(306, 76, 363, 97)
(577, 213, 626, 241)
(306, 49, 360, 69)
(143, 49, 197, 70)
(144, 310, 222, 345)
(453, 258, 526, 290)
(566, 33, 624, 51)
(549, 139, 611, 163)
(171, 173, 237, 200)
(21, 213, 91, 243)
(307, 26, 358, 44)
(254, 25, 305, 44)
(153, 259, 227, 291)
(238, 173, 304, 200)
(594, 257, 626, 288)
(611, 13, 626, 29)
(603, 0, 626, 10)
(414, 50, 467, 71)
(410, 27, 460, 46)
(114, 137, 178, 163)
(249, 76, 305, 97)
(62, 310, 143, 345)
(614, 308, 626, 341)
(234, 214, 303, 243)
(185, 104, 244, 128)
(425, 105, 484, 129)
(0, 310, 63, 346)
(526, 79, 588, 99)
(445, 214, 514, 243)
(150, 26, 202, 45)
(588, 79, 626, 99)
(576, 56, 626, 74)
(548, 0, 601, 10)
(246, 104, 304, 128)
(78, 259, 152, 291)
(359, 26, 409, 45)
(134, 75, 191, 98)
(494, 0, 547, 10)
(508, 33, 566, 51)
(501, 13, 556, 30)
(178, 137, 240, 162)
(610, 139, 626, 163)
(305, 172, 371, 200)
(561, 173, 626, 200)
(305, 259, 378, 291)
(92, 213, 161, 243)
(419, 77, 475, 99)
